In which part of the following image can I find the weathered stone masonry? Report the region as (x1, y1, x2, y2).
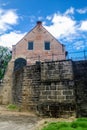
(1, 59, 87, 117)
(73, 60, 87, 117)
(13, 60, 76, 117)
(13, 65, 41, 111)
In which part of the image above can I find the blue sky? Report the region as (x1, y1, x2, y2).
(0, 0, 87, 54)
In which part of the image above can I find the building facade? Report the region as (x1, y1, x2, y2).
(12, 21, 66, 65)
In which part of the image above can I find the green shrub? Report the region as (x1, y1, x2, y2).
(77, 122, 87, 128)
(42, 123, 57, 130)
(71, 119, 87, 128)
(0, 46, 12, 79)
(60, 127, 75, 130)
(71, 121, 79, 128)
(42, 118, 87, 130)
(58, 122, 69, 128)
(77, 118, 87, 122)
(42, 122, 70, 130)
(7, 104, 18, 111)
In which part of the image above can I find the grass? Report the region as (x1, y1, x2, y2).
(7, 104, 20, 111)
(41, 118, 87, 130)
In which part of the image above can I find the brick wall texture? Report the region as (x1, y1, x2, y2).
(12, 22, 66, 65)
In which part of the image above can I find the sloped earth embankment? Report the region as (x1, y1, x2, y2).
(0, 105, 41, 130)
(0, 115, 40, 130)
(0, 106, 75, 130)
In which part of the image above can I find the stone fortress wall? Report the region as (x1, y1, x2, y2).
(12, 59, 87, 117)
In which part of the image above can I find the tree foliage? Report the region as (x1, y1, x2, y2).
(0, 46, 12, 80)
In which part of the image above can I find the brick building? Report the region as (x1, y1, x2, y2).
(12, 21, 66, 65)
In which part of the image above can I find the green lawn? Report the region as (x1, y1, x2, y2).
(42, 118, 87, 130)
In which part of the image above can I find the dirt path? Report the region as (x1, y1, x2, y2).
(0, 105, 41, 130)
(0, 105, 76, 130)
(0, 115, 38, 130)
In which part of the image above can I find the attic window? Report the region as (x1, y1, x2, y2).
(28, 42, 33, 50)
(44, 42, 50, 50)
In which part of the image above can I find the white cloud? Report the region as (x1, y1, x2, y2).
(73, 41, 85, 50)
(0, 6, 87, 51)
(79, 21, 87, 31)
(44, 7, 87, 50)
(77, 7, 87, 14)
(0, 31, 26, 48)
(46, 16, 52, 20)
(38, 16, 43, 20)
(0, 8, 19, 34)
(64, 7, 74, 15)
(1, 2, 9, 7)
(0, 8, 23, 48)
(44, 12, 76, 38)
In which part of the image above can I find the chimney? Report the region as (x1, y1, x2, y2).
(37, 21, 42, 25)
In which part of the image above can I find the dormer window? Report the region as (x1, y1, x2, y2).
(28, 42, 33, 50)
(44, 42, 50, 50)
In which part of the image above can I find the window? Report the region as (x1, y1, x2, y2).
(28, 42, 33, 50)
(44, 42, 50, 50)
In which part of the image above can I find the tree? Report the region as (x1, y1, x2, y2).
(0, 46, 12, 80)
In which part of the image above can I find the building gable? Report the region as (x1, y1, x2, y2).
(12, 21, 66, 64)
